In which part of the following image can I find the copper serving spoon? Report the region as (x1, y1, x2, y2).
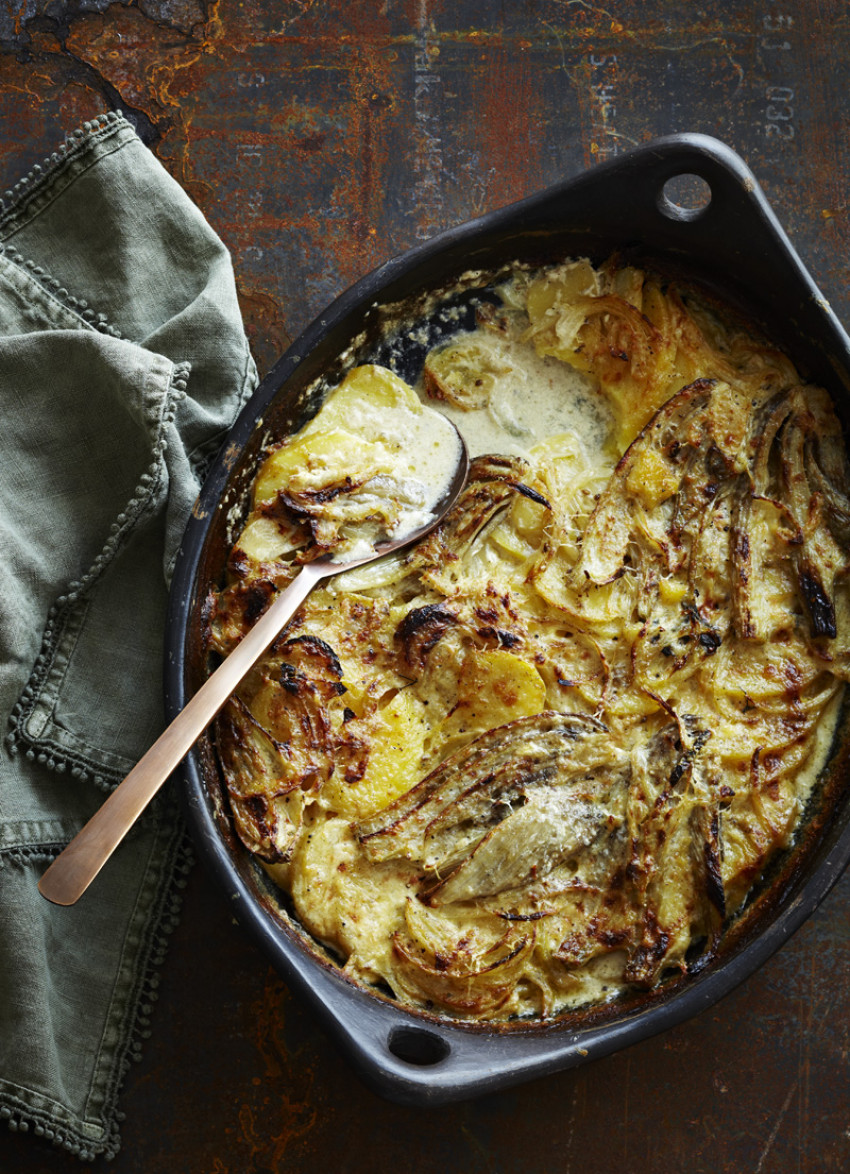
(39, 430, 469, 907)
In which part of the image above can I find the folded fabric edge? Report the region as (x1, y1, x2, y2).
(0, 829, 194, 1161)
(5, 358, 192, 788)
(0, 239, 123, 338)
(0, 111, 133, 242)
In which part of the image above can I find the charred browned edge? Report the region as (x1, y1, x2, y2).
(799, 565, 838, 639)
(704, 817, 727, 918)
(395, 603, 458, 669)
(515, 483, 552, 508)
(281, 634, 346, 680)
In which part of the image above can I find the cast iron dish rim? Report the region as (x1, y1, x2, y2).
(165, 133, 850, 1105)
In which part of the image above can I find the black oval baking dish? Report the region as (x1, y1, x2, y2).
(165, 134, 850, 1106)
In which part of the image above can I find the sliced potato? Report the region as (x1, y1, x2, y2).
(234, 515, 303, 564)
(253, 428, 388, 506)
(438, 648, 547, 746)
(423, 336, 511, 410)
(323, 689, 430, 819)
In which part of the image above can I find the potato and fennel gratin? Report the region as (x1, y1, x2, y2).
(205, 258, 850, 1021)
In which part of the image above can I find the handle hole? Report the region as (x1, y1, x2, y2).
(658, 173, 712, 222)
(388, 1026, 450, 1067)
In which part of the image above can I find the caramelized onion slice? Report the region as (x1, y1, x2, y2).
(388, 900, 535, 1018)
(623, 726, 721, 986)
(216, 697, 308, 863)
(427, 784, 612, 905)
(409, 454, 550, 582)
(732, 385, 850, 642)
(573, 379, 717, 586)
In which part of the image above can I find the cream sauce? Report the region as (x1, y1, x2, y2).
(335, 401, 463, 561)
(416, 329, 613, 461)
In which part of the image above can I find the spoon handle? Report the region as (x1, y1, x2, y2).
(38, 562, 325, 907)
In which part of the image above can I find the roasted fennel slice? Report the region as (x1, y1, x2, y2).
(357, 712, 626, 896)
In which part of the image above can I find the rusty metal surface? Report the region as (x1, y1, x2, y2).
(2, 2, 850, 1170)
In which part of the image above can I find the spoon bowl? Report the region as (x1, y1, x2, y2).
(38, 427, 469, 907)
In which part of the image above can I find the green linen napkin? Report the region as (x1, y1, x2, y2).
(0, 112, 256, 1159)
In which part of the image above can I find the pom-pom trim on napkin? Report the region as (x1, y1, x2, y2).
(0, 111, 126, 224)
(4, 356, 190, 786)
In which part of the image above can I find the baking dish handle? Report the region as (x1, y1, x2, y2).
(509, 133, 850, 399)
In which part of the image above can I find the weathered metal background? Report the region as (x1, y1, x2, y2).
(2, 2, 850, 1171)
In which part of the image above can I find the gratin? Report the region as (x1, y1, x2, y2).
(204, 257, 850, 1021)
